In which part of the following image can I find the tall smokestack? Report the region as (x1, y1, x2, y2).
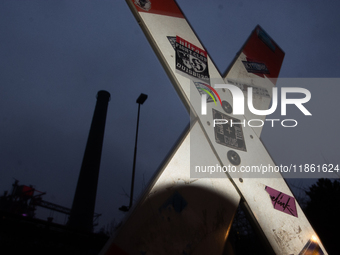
(69, 90, 110, 232)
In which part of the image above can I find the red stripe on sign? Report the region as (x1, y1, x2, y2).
(132, 0, 184, 18)
(243, 25, 285, 84)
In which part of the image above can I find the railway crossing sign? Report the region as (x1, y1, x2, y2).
(100, 1, 327, 254)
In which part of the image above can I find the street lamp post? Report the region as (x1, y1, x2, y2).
(119, 93, 147, 212)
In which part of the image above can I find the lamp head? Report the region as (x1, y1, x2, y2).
(136, 93, 148, 104)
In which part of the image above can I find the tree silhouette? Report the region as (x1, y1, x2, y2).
(304, 178, 340, 254)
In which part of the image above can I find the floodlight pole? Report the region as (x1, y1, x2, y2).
(128, 93, 148, 210)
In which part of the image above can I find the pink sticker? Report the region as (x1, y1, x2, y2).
(265, 186, 298, 217)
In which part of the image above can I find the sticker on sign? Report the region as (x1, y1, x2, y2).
(175, 36, 209, 83)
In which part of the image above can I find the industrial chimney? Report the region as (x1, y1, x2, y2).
(68, 90, 110, 232)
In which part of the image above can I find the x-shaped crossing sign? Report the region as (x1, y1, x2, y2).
(100, 1, 327, 254)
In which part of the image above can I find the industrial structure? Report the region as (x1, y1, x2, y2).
(0, 180, 107, 254)
(69, 90, 111, 232)
(0, 91, 111, 254)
